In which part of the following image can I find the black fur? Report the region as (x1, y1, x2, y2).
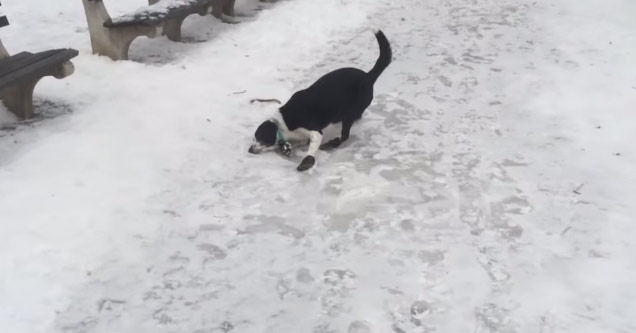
(255, 120, 277, 146)
(249, 30, 392, 170)
(279, 30, 392, 144)
(297, 156, 315, 171)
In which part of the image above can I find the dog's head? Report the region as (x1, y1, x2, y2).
(249, 120, 278, 154)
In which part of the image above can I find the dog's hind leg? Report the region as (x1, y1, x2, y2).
(297, 131, 323, 172)
(320, 120, 352, 151)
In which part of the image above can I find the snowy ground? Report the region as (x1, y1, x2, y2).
(1, 0, 635, 332)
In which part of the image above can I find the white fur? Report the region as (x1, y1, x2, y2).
(272, 112, 307, 142)
(249, 139, 275, 153)
(306, 131, 323, 157)
(272, 111, 323, 163)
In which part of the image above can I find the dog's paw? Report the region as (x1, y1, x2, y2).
(277, 142, 293, 157)
(297, 156, 316, 172)
(319, 138, 341, 151)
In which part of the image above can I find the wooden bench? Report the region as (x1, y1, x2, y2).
(0, 3, 78, 119)
(82, 0, 236, 61)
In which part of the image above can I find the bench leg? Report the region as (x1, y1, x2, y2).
(0, 60, 76, 119)
(82, 0, 161, 61)
(91, 33, 135, 61)
(164, 16, 186, 42)
(91, 26, 161, 61)
(212, 0, 235, 19)
(0, 39, 9, 60)
(0, 80, 38, 119)
(211, 0, 223, 19)
(223, 0, 236, 16)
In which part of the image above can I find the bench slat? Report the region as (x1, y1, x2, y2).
(0, 49, 78, 91)
(0, 51, 53, 78)
(105, 0, 212, 28)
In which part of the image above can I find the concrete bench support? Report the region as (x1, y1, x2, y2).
(82, 0, 164, 61)
(147, 0, 211, 41)
(82, 0, 216, 61)
(0, 48, 77, 119)
(0, 3, 78, 119)
(212, 0, 236, 18)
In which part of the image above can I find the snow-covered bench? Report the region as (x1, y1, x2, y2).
(81, 0, 236, 61)
(0, 4, 78, 119)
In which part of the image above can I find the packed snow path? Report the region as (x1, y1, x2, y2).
(1, 0, 635, 332)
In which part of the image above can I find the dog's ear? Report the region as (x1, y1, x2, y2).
(255, 120, 278, 146)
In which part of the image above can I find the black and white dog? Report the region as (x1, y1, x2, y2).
(249, 30, 392, 171)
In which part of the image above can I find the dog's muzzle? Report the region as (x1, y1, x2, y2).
(249, 143, 266, 154)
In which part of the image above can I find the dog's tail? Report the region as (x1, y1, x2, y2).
(367, 29, 392, 84)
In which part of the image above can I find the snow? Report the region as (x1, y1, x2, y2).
(109, 0, 209, 25)
(0, 104, 17, 127)
(1, 0, 635, 332)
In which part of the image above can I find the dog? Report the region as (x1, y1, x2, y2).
(249, 29, 392, 172)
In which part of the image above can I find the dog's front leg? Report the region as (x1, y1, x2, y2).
(320, 120, 352, 151)
(297, 131, 322, 172)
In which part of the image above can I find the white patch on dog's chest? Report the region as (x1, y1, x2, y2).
(285, 122, 343, 142)
(285, 129, 310, 142)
